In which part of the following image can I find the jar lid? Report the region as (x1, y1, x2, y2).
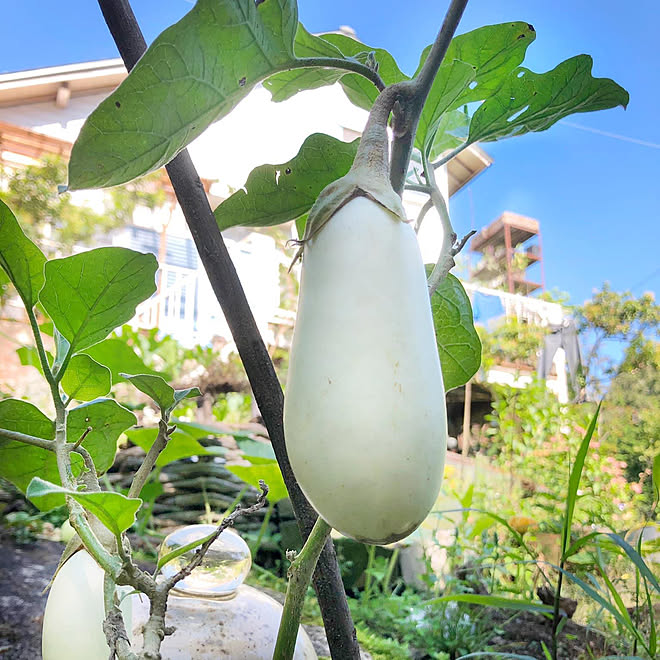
(159, 525, 251, 599)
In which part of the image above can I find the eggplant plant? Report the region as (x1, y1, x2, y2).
(0, 0, 629, 658)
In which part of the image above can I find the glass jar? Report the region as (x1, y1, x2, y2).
(131, 525, 317, 659)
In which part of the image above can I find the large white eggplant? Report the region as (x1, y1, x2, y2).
(284, 195, 447, 544)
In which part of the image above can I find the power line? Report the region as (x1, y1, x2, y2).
(561, 120, 660, 150)
(630, 266, 660, 292)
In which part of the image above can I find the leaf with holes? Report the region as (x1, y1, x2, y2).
(61, 355, 111, 402)
(67, 399, 135, 475)
(68, 0, 299, 189)
(427, 270, 481, 391)
(40, 248, 157, 353)
(215, 133, 358, 231)
(467, 55, 629, 144)
(27, 477, 141, 536)
(428, 109, 470, 161)
(0, 198, 46, 309)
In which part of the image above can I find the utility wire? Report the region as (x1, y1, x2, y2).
(561, 120, 660, 150)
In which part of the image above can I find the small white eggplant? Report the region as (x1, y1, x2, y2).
(285, 191, 447, 544)
(42, 550, 132, 660)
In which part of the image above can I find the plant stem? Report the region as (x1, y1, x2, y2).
(26, 307, 61, 405)
(273, 516, 332, 660)
(432, 142, 469, 170)
(0, 427, 55, 450)
(97, 2, 360, 656)
(128, 418, 170, 498)
(389, 0, 470, 195)
(292, 57, 385, 92)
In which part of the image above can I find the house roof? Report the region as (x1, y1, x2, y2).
(0, 59, 492, 196)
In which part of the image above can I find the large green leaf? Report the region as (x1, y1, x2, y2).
(40, 248, 157, 353)
(68, 0, 299, 189)
(427, 270, 481, 391)
(26, 477, 141, 535)
(414, 22, 536, 154)
(0, 198, 46, 309)
(434, 22, 536, 105)
(415, 59, 476, 154)
(83, 338, 160, 385)
(173, 420, 253, 442)
(61, 355, 111, 402)
(214, 133, 358, 231)
(121, 373, 200, 414)
(227, 460, 289, 503)
(67, 399, 136, 475)
(0, 399, 59, 497)
(264, 24, 346, 102)
(468, 55, 629, 144)
(125, 427, 225, 468)
(321, 32, 409, 111)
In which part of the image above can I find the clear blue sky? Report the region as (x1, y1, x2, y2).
(1, 1, 658, 306)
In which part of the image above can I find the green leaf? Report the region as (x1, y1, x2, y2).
(40, 248, 158, 353)
(121, 373, 200, 414)
(214, 133, 358, 231)
(427, 593, 553, 614)
(83, 338, 160, 385)
(67, 399, 136, 474)
(415, 59, 476, 154)
(321, 32, 409, 111)
(435, 22, 537, 106)
(426, 270, 482, 391)
(264, 24, 346, 101)
(236, 438, 277, 463)
(653, 453, 660, 504)
(467, 55, 629, 144)
(0, 399, 58, 496)
(227, 461, 289, 503)
(68, 0, 299, 189)
(562, 404, 601, 555)
(0, 197, 46, 308)
(52, 327, 71, 377)
(26, 477, 141, 536)
(125, 427, 224, 467)
(428, 109, 470, 161)
(16, 345, 53, 375)
(172, 420, 252, 442)
(61, 355, 111, 401)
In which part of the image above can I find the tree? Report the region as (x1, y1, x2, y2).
(577, 283, 659, 394)
(1, 156, 167, 256)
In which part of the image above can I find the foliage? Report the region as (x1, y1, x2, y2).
(0, 156, 167, 257)
(478, 317, 546, 370)
(603, 339, 660, 514)
(577, 283, 659, 393)
(481, 380, 640, 530)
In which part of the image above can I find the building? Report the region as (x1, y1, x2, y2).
(0, 58, 569, 406)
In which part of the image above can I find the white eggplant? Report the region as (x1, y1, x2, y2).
(42, 550, 132, 660)
(284, 195, 447, 544)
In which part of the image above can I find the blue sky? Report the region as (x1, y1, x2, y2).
(1, 1, 658, 306)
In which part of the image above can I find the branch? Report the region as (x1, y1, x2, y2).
(389, 0, 469, 195)
(0, 427, 55, 450)
(96, 2, 360, 657)
(127, 418, 173, 499)
(293, 57, 385, 92)
(274, 516, 332, 660)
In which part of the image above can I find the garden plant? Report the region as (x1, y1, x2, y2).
(1, 0, 656, 659)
